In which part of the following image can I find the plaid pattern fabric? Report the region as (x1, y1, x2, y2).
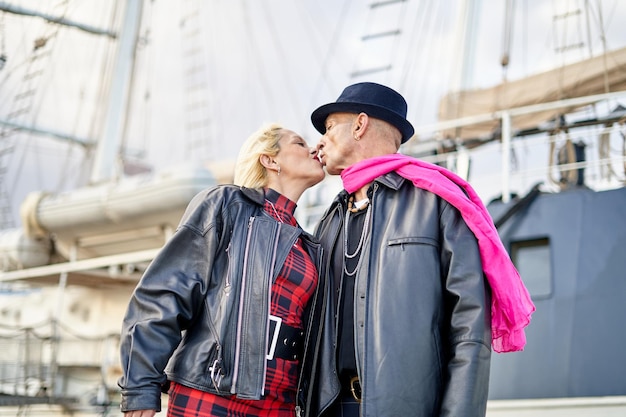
(167, 189, 318, 417)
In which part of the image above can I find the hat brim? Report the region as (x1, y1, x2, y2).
(311, 102, 415, 144)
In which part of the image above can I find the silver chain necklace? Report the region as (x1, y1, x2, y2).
(343, 202, 371, 276)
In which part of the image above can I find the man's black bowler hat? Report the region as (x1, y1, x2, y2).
(311, 82, 415, 144)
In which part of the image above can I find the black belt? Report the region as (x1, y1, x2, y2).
(267, 315, 304, 361)
(341, 374, 362, 402)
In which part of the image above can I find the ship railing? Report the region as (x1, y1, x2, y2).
(0, 319, 120, 408)
(402, 90, 626, 203)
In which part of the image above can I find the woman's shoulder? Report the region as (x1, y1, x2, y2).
(181, 185, 263, 225)
(191, 184, 265, 206)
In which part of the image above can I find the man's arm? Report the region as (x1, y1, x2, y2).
(439, 202, 492, 417)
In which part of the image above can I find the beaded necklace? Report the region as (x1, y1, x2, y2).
(347, 194, 370, 213)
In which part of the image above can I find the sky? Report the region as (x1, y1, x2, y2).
(1, 0, 626, 227)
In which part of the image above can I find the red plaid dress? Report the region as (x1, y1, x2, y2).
(168, 189, 318, 417)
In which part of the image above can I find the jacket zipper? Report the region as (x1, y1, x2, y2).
(208, 233, 236, 391)
(312, 203, 347, 416)
(296, 241, 325, 417)
(336, 200, 347, 355)
(231, 215, 255, 393)
(225, 236, 232, 287)
(261, 222, 281, 395)
(353, 183, 378, 407)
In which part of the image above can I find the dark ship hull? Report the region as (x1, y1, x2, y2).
(485, 185, 626, 415)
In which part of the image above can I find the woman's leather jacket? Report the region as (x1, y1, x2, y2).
(312, 172, 492, 417)
(118, 185, 327, 415)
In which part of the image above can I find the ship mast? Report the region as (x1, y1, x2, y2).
(89, 0, 143, 183)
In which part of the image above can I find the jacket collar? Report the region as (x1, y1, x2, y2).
(373, 171, 406, 191)
(240, 186, 265, 206)
(334, 171, 407, 203)
(326, 172, 407, 220)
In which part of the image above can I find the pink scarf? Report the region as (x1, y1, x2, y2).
(341, 153, 535, 353)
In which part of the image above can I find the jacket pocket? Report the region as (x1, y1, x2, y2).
(388, 236, 439, 249)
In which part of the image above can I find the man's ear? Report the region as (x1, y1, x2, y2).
(354, 113, 369, 137)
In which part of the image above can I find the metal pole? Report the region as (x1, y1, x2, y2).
(48, 270, 67, 398)
(49, 241, 76, 397)
(501, 111, 512, 203)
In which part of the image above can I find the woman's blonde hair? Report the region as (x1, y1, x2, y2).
(233, 123, 283, 188)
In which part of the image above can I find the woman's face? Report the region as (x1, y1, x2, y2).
(275, 129, 325, 188)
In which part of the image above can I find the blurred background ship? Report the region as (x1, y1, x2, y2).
(0, 0, 625, 415)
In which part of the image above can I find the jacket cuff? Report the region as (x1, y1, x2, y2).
(120, 388, 162, 413)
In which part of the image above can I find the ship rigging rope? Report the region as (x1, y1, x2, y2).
(258, 3, 304, 122)
(50, 2, 88, 190)
(348, 0, 409, 85)
(91, 1, 121, 127)
(1, 0, 126, 202)
(385, 0, 410, 87)
(0, 11, 5, 63)
(398, 0, 441, 120)
(1, 0, 107, 196)
(239, 2, 276, 124)
(1, 2, 68, 203)
(305, 0, 351, 109)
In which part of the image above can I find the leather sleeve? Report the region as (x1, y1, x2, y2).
(438, 200, 492, 417)
(118, 221, 217, 412)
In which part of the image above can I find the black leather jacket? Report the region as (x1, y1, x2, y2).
(118, 186, 327, 415)
(312, 172, 492, 417)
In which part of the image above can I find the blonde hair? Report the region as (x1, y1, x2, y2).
(233, 123, 283, 187)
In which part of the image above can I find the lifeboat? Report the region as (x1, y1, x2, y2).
(19, 165, 216, 262)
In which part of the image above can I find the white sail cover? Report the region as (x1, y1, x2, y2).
(438, 46, 626, 141)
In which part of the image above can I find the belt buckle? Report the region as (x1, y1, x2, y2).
(350, 376, 362, 403)
(266, 315, 282, 360)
